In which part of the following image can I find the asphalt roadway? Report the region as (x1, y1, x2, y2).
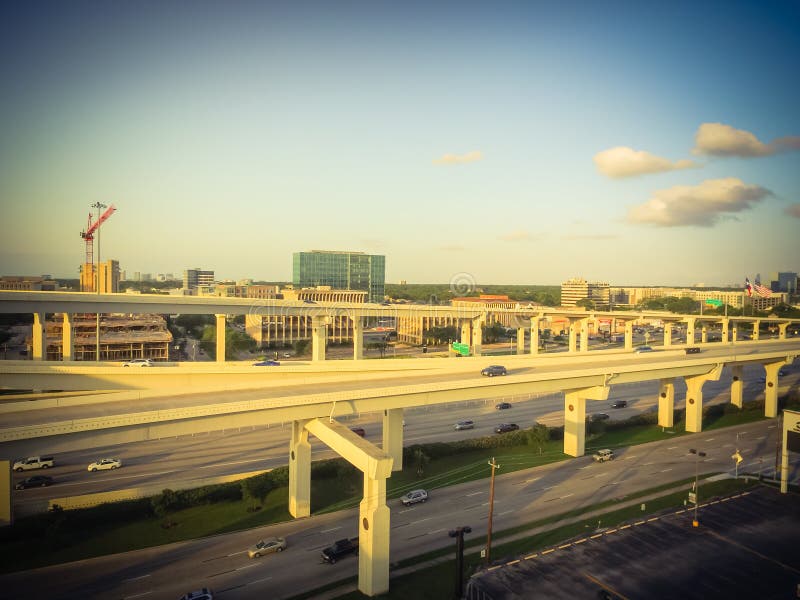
(1, 420, 798, 600)
(466, 484, 800, 600)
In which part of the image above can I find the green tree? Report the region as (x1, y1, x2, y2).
(576, 298, 596, 310)
(414, 448, 430, 477)
(526, 422, 550, 454)
(241, 475, 274, 510)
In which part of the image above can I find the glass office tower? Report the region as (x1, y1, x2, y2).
(293, 251, 386, 303)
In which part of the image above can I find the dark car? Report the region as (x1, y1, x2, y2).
(610, 400, 627, 409)
(590, 413, 610, 422)
(15, 475, 53, 490)
(494, 423, 519, 434)
(481, 365, 508, 377)
(350, 427, 366, 437)
(495, 402, 512, 410)
(253, 360, 280, 366)
(685, 347, 701, 354)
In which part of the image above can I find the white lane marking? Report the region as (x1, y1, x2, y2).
(498, 510, 514, 516)
(399, 508, 415, 514)
(250, 576, 273, 585)
(723, 444, 733, 448)
(123, 575, 151, 583)
(123, 593, 152, 599)
(227, 550, 247, 557)
(579, 465, 593, 470)
(414, 517, 433, 524)
(755, 436, 766, 440)
(466, 491, 484, 497)
(321, 527, 341, 534)
(524, 477, 541, 483)
(198, 458, 265, 468)
(767, 425, 776, 429)
(543, 485, 556, 490)
(429, 528, 445, 535)
(705, 438, 715, 442)
(235, 563, 260, 572)
(561, 493, 574, 499)
(667, 446, 678, 450)
(642, 462, 654, 466)
(660, 468, 673, 473)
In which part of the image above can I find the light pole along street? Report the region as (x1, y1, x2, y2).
(688, 448, 706, 527)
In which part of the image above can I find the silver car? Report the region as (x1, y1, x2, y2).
(454, 420, 475, 431)
(400, 489, 428, 506)
(248, 537, 287, 558)
(88, 458, 122, 471)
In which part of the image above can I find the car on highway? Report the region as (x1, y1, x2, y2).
(401, 489, 428, 505)
(454, 420, 475, 430)
(248, 537, 287, 558)
(283, 353, 292, 358)
(495, 402, 512, 410)
(589, 413, 610, 422)
(88, 458, 122, 471)
(494, 423, 519, 433)
(15, 475, 54, 490)
(634, 346, 653, 353)
(592, 449, 615, 462)
(180, 589, 214, 600)
(610, 400, 627, 408)
(253, 360, 280, 366)
(685, 347, 701, 354)
(123, 358, 153, 367)
(481, 365, 508, 377)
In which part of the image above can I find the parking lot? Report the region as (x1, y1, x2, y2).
(466, 485, 799, 599)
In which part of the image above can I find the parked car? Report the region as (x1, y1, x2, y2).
(634, 346, 653, 353)
(590, 413, 610, 422)
(15, 475, 54, 490)
(685, 347, 701, 354)
(248, 537, 287, 558)
(454, 420, 475, 431)
(123, 358, 153, 367)
(253, 360, 280, 366)
(88, 458, 122, 472)
(481, 365, 508, 377)
(610, 400, 627, 409)
(401, 489, 428, 506)
(494, 423, 519, 433)
(592, 449, 615, 462)
(350, 427, 366, 437)
(180, 589, 214, 600)
(495, 402, 512, 410)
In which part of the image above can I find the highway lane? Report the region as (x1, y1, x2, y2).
(2, 341, 798, 429)
(2, 419, 798, 600)
(10, 362, 799, 516)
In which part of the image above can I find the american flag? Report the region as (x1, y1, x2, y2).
(744, 278, 752, 297)
(753, 276, 772, 298)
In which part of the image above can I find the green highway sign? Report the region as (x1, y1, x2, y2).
(451, 342, 470, 356)
(705, 299, 723, 306)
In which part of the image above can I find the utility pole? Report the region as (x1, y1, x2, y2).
(486, 457, 501, 564)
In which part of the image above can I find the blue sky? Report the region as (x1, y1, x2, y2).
(1, 1, 798, 287)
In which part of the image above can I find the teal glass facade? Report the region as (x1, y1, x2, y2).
(293, 251, 386, 303)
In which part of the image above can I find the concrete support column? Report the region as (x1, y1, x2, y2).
(683, 365, 722, 433)
(530, 318, 540, 355)
(564, 385, 610, 457)
(568, 320, 578, 353)
(658, 378, 675, 428)
(701, 326, 708, 344)
(288, 420, 311, 518)
(382, 408, 404, 471)
(0, 460, 10, 527)
(763, 362, 789, 418)
(624, 320, 634, 351)
(214, 314, 226, 363)
(663, 323, 673, 347)
(777, 323, 788, 340)
(752, 320, 760, 341)
(516, 328, 525, 355)
(62, 313, 73, 361)
(730, 365, 743, 408)
(685, 318, 696, 346)
(358, 472, 391, 596)
(721, 319, 729, 343)
(460, 321, 471, 348)
(579, 319, 589, 353)
(311, 315, 328, 362)
(32, 312, 45, 361)
(472, 317, 483, 356)
(732, 323, 739, 343)
(353, 317, 364, 360)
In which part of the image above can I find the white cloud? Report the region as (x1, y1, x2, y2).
(627, 178, 772, 227)
(432, 150, 483, 165)
(693, 122, 800, 157)
(593, 146, 698, 178)
(786, 204, 800, 219)
(562, 234, 619, 240)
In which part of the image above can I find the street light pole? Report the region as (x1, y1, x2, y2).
(689, 448, 706, 527)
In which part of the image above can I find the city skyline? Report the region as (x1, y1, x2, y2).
(2, 1, 799, 285)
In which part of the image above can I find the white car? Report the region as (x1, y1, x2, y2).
(123, 358, 153, 367)
(401, 489, 428, 506)
(88, 458, 122, 471)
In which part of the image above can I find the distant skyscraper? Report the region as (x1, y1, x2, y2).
(293, 250, 385, 303)
(183, 268, 215, 290)
(560, 277, 610, 307)
(769, 272, 797, 295)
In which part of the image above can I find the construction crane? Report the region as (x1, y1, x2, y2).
(80, 204, 116, 268)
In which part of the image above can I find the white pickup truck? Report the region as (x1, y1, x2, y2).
(13, 456, 55, 472)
